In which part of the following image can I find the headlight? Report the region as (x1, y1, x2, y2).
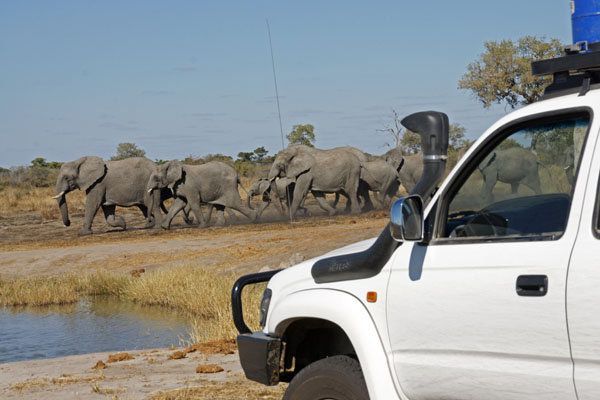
(259, 288, 272, 327)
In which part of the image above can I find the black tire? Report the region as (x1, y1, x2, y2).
(283, 355, 369, 400)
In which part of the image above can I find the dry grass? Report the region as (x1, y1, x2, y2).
(107, 352, 135, 363)
(10, 373, 104, 391)
(150, 379, 287, 400)
(195, 364, 224, 374)
(0, 266, 264, 342)
(0, 275, 81, 306)
(0, 186, 86, 219)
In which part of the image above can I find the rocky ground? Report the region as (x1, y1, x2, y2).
(0, 341, 286, 400)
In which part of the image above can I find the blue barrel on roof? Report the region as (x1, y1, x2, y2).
(572, 0, 600, 45)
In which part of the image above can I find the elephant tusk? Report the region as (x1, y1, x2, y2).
(52, 191, 65, 199)
(147, 188, 154, 194)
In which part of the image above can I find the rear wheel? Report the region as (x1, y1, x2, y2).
(283, 355, 369, 400)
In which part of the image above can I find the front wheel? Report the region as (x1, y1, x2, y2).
(283, 355, 369, 400)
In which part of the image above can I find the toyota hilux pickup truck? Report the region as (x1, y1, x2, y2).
(231, 9, 600, 400)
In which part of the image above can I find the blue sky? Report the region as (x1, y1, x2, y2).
(0, 1, 572, 167)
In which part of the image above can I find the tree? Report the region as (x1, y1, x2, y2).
(400, 130, 421, 155)
(449, 124, 468, 149)
(398, 123, 469, 155)
(253, 146, 269, 162)
(31, 157, 48, 168)
(111, 142, 146, 160)
(459, 36, 563, 109)
(30, 158, 62, 169)
(237, 151, 255, 163)
(377, 109, 403, 149)
(287, 124, 316, 147)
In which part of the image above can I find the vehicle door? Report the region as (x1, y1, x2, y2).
(386, 110, 591, 400)
(567, 112, 600, 400)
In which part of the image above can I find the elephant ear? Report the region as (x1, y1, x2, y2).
(77, 156, 106, 192)
(287, 151, 315, 179)
(166, 161, 184, 189)
(387, 156, 404, 172)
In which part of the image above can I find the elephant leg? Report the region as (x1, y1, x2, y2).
(480, 174, 496, 204)
(226, 208, 238, 221)
(359, 186, 374, 211)
(202, 204, 214, 227)
(510, 182, 519, 194)
(332, 193, 340, 209)
(256, 200, 270, 219)
(161, 197, 187, 230)
(214, 205, 226, 226)
(223, 201, 257, 222)
(81, 189, 103, 235)
(312, 191, 336, 216)
(524, 174, 542, 195)
(278, 189, 293, 217)
(290, 174, 312, 218)
(146, 190, 165, 228)
(103, 205, 126, 230)
(138, 204, 155, 229)
(336, 191, 351, 212)
(181, 204, 194, 225)
(184, 193, 205, 227)
(345, 179, 362, 215)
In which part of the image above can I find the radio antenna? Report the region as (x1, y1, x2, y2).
(266, 19, 286, 149)
(266, 19, 293, 223)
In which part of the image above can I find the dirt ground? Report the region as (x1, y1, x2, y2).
(0, 200, 388, 399)
(0, 200, 387, 278)
(0, 344, 286, 400)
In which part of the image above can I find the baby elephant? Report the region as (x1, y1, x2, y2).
(247, 177, 308, 219)
(147, 160, 257, 229)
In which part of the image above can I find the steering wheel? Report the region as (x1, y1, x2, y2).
(450, 211, 508, 238)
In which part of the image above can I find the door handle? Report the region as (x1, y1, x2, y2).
(516, 275, 548, 297)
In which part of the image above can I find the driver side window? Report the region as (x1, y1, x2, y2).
(441, 113, 589, 241)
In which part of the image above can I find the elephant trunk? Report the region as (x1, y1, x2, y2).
(57, 195, 70, 227)
(54, 180, 71, 226)
(246, 192, 254, 210)
(267, 165, 281, 181)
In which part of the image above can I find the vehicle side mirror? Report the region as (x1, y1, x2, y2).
(390, 195, 424, 242)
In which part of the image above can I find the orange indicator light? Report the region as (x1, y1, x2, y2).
(366, 291, 377, 303)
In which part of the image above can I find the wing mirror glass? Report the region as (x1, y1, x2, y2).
(390, 195, 424, 242)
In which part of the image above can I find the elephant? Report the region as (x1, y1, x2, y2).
(53, 156, 167, 235)
(563, 146, 575, 186)
(478, 147, 542, 202)
(147, 160, 257, 229)
(247, 177, 308, 219)
(358, 158, 404, 208)
(397, 153, 422, 194)
(268, 145, 362, 217)
(332, 147, 405, 210)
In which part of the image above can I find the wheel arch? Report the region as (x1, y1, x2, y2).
(267, 288, 404, 400)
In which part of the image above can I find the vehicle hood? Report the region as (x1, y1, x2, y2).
(267, 237, 377, 296)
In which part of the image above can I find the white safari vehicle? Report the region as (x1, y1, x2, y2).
(231, 15, 600, 400)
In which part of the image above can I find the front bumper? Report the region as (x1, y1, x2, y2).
(237, 332, 282, 385)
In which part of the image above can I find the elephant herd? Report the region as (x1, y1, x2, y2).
(52, 145, 411, 235)
(52, 143, 552, 235)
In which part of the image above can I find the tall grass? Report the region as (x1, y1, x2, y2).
(0, 186, 86, 219)
(0, 266, 264, 342)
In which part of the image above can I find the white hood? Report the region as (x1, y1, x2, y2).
(268, 237, 377, 296)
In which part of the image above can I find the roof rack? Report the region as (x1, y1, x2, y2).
(532, 47, 600, 99)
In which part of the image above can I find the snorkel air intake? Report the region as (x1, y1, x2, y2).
(311, 111, 449, 283)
